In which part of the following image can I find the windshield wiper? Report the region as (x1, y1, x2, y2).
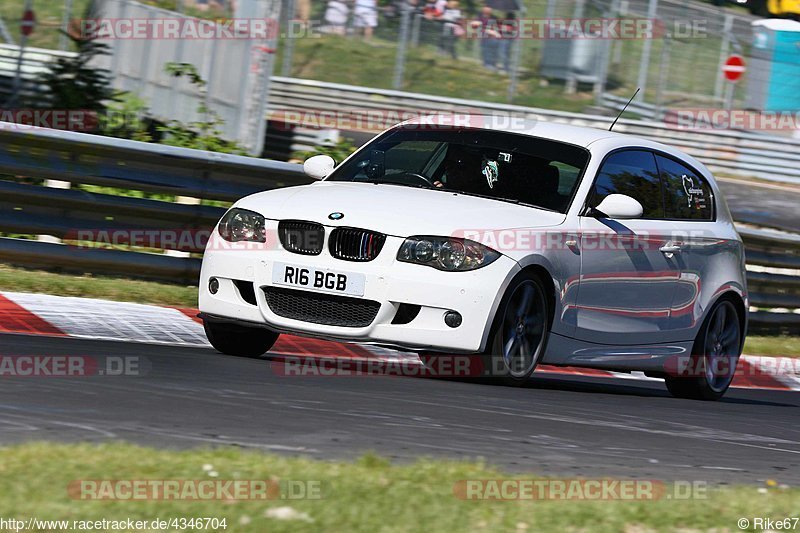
(446, 190, 560, 212)
(368, 179, 433, 190)
(447, 189, 521, 205)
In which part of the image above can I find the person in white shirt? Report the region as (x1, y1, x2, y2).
(324, 0, 349, 35)
(439, 0, 462, 59)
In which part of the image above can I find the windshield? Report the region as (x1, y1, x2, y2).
(326, 127, 590, 213)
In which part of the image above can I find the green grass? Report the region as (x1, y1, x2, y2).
(744, 336, 800, 358)
(3, 0, 732, 113)
(1, 0, 91, 51)
(1, 0, 222, 51)
(0, 442, 797, 532)
(0, 263, 197, 307)
(277, 34, 595, 113)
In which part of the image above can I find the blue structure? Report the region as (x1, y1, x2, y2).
(746, 19, 800, 111)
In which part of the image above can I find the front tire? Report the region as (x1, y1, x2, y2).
(203, 320, 279, 357)
(481, 273, 551, 386)
(665, 299, 742, 401)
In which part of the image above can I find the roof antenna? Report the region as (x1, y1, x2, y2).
(609, 88, 640, 131)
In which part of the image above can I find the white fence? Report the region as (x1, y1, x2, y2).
(95, 0, 281, 155)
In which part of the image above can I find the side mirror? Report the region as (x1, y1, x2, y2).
(593, 194, 644, 219)
(303, 155, 335, 180)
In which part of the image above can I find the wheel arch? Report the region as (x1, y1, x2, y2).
(709, 290, 748, 353)
(519, 264, 557, 332)
(479, 259, 559, 352)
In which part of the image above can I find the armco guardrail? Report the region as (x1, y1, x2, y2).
(3, 44, 800, 185)
(0, 124, 309, 284)
(0, 122, 799, 335)
(267, 77, 800, 186)
(738, 227, 800, 335)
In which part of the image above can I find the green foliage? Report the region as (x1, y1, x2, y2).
(293, 136, 359, 165)
(34, 0, 119, 112)
(98, 94, 153, 142)
(75, 183, 174, 202)
(157, 63, 248, 155)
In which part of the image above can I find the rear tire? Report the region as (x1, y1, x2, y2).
(203, 320, 279, 357)
(665, 299, 742, 401)
(481, 273, 551, 386)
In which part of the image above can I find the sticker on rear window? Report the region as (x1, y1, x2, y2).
(483, 159, 499, 189)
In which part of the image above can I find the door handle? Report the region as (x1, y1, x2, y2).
(659, 244, 682, 254)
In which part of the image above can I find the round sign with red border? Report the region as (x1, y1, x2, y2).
(723, 55, 746, 82)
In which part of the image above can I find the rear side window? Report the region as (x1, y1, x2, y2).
(656, 155, 714, 221)
(590, 150, 663, 218)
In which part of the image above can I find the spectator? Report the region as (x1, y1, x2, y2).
(354, 0, 379, 40)
(439, 0, 463, 60)
(324, 0, 350, 35)
(423, 0, 440, 19)
(473, 5, 499, 70)
(496, 11, 516, 73)
(295, 0, 311, 25)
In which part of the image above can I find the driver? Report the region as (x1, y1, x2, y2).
(435, 143, 485, 193)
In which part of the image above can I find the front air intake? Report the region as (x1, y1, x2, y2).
(328, 227, 386, 262)
(278, 220, 325, 255)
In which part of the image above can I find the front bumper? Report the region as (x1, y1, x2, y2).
(198, 227, 519, 353)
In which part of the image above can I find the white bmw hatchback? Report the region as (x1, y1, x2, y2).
(199, 118, 748, 400)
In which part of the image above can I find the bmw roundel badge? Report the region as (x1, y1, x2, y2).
(328, 212, 344, 220)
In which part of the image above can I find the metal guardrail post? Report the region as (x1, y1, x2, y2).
(0, 14, 16, 45)
(5, 0, 33, 108)
(36, 179, 72, 244)
(714, 13, 734, 102)
(594, 0, 619, 105)
(635, 0, 659, 103)
(654, 33, 671, 121)
(393, 0, 411, 91)
(280, 0, 295, 77)
(59, 0, 74, 51)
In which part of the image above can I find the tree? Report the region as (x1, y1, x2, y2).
(35, 1, 119, 112)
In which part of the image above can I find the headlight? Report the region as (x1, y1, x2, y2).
(397, 236, 500, 271)
(218, 208, 266, 243)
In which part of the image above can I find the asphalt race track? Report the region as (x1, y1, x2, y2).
(719, 179, 800, 233)
(1, 333, 797, 486)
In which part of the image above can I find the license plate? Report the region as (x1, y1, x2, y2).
(272, 262, 365, 297)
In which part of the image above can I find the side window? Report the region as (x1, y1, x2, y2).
(656, 155, 714, 221)
(590, 150, 663, 218)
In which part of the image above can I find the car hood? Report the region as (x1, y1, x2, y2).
(235, 181, 566, 238)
